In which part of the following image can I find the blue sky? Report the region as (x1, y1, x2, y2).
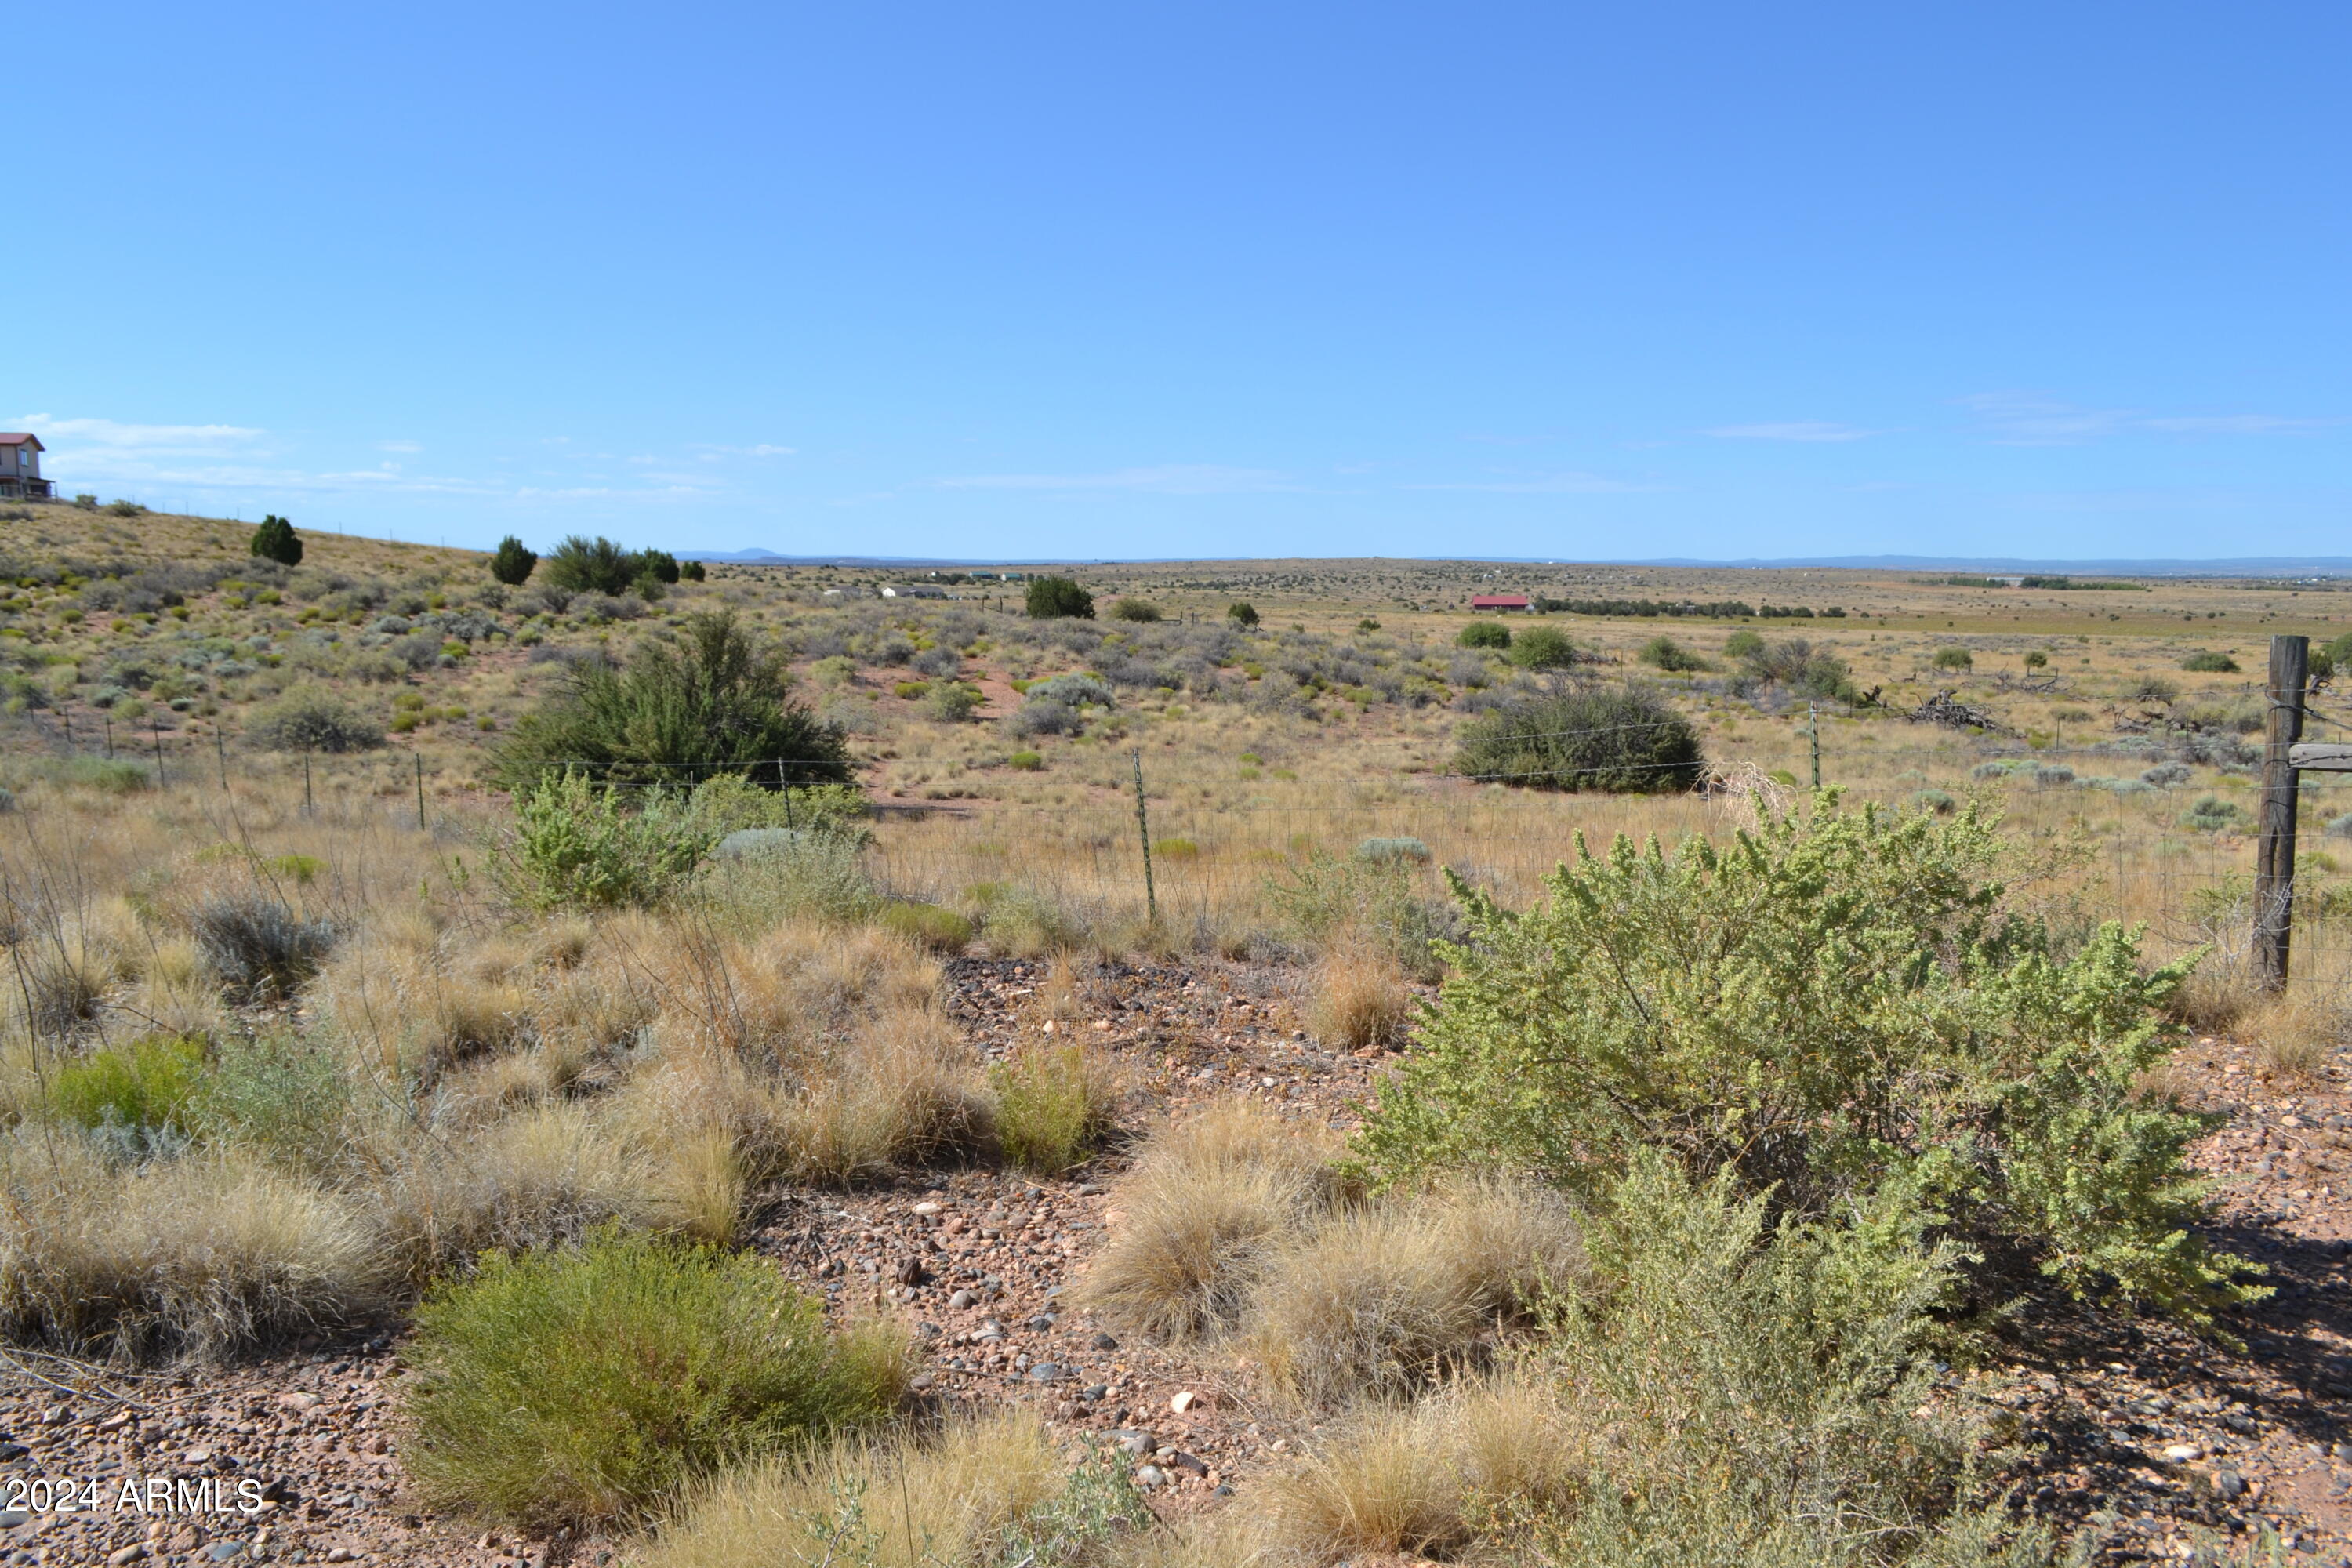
(10, 3, 2350, 561)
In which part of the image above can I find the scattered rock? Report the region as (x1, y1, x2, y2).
(1090, 1331, 1119, 1352)
(1170, 1390, 1203, 1414)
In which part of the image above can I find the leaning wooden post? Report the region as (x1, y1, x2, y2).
(2253, 633, 2309, 991)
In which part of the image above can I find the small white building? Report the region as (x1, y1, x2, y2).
(881, 583, 948, 599)
(0, 435, 51, 500)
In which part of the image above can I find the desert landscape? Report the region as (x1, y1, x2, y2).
(0, 503, 2348, 1565)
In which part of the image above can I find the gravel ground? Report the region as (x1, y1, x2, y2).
(6, 958, 2350, 1566)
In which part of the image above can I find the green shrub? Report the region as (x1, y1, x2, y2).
(1734, 637, 1856, 699)
(51, 1036, 205, 1136)
(496, 611, 851, 790)
(2129, 675, 2180, 704)
(1025, 576, 1095, 619)
(1356, 836, 1432, 865)
(1269, 848, 1454, 980)
(2181, 650, 2239, 673)
(248, 686, 387, 753)
(1228, 601, 1260, 626)
(187, 1033, 350, 1171)
(489, 772, 716, 911)
(1638, 635, 1707, 673)
(2024, 650, 2049, 670)
(406, 1229, 902, 1530)
(1457, 621, 1512, 650)
(491, 535, 538, 586)
(1007, 750, 1044, 771)
(924, 681, 982, 723)
(1110, 597, 1162, 622)
(1152, 837, 1200, 860)
(1356, 800, 2257, 1332)
(1504, 626, 1581, 670)
(689, 774, 868, 837)
(1930, 647, 1973, 671)
(2183, 796, 2245, 833)
(991, 1043, 1114, 1174)
(880, 901, 974, 953)
(543, 535, 641, 596)
(1523, 1156, 2046, 1566)
(249, 515, 302, 566)
(54, 757, 151, 793)
(1454, 687, 1704, 794)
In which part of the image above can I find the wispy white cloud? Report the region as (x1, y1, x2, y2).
(1706, 421, 1874, 443)
(692, 442, 798, 459)
(17, 413, 264, 454)
(2141, 413, 2340, 436)
(1407, 471, 1657, 494)
(377, 439, 423, 453)
(938, 465, 1301, 495)
(1960, 393, 2342, 445)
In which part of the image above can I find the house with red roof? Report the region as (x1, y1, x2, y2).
(1470, 593, 1529, 612)
(0, 435, 51, 500)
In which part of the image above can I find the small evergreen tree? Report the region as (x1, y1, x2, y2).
(491, 535, 538, 586)
(249, 515, 303, 566)
(1227, 601, 1259, 626)
(636, 549, 682, 586)
(1025, 576, 1095, 619)
(680, 559, 706, 582)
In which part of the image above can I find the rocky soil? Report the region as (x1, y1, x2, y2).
(6, 957, 2352, 1566)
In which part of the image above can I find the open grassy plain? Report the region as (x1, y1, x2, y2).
(5, 500, 2352, 1566)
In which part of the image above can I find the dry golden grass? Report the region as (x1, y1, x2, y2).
(643, 1408, 1066, 1568)
(2247, 988, 2348, 1083)
(1247, 1181, 1584, 1406)
(1305, 944, 1415, 1051)
(1077, 1098, 1341, 1342)
(0, 1135, 391, 1360)
(1258, 1373, 1580, 1564)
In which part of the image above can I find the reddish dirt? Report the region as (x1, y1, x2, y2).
(9, 964, 2352, 1566)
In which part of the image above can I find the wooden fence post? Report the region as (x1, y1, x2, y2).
(2254, 633, 2309, 991)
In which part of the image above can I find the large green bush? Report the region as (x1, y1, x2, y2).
(488, 771, 717, 910)
(1356, 800, 2257, 1331)
(1025, 575, 1095, 619)
(405, 1229, 902, 1530)
(249, 515, 302, 566)
(1454, 687, 1704, 793)
(491, 535, 538, 586)
(1457, 620, 1512, 650)
(495, 611, 851, 791)
(542, 535, 641, 596)
(1504, 625, 1581, 670)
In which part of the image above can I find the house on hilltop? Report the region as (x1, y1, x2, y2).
(1471, 593, 1529, 612)
(0, 435, 50, 500)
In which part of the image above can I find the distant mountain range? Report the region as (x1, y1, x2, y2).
(683, 547, 2352, 577)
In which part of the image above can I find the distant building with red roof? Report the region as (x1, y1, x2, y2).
(1471, 593, 1529, 612)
